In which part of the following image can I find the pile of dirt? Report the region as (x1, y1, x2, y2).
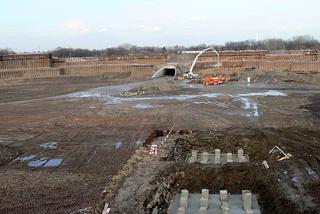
(302, 94, 320, 120)
(235, 70, 320, 85)
(119, 78, 183, 96)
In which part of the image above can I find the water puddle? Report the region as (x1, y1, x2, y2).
(16, 155, 36, 161)
(43, 158, 63, 167)
(135, 139, 144, 146)
(28, 158, 48, 167)
(40, 141, 58, 149)
(114, 141, 123, 149)
(240, 97, 260, 117)
(68, 85, 287, 111)
(292, 176, 299, 183)
(238, 90, 286, 97)
(132, 103, 163, 109)
(28, 157, 63, 167)
(306, 167, 319, 179)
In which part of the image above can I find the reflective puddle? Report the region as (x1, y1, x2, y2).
(114, 141, 123, 149)
(132, 103, 163, 109)
(43, 158, 63, 167)
(16, 155, 63, 167)
(40, 141, 58, 149)
(240, 97, 260, 117)
(28, 157, 63, 167)
(135, 139, 144, 146)
(69, 87, 286, 106)
(16, 155, 36, 161)
(28, 158, 48, 167)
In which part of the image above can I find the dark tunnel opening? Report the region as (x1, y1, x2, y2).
(163, 68, 176, 76)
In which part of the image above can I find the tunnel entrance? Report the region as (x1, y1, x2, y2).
(152, 65, 178, 78)
(163, 68, 176, 77)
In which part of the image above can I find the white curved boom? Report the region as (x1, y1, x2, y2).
(189, 48, 220, 76)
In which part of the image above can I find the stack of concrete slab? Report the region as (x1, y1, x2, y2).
(169, 189, 261, 214)
(188, 149, 249, 164)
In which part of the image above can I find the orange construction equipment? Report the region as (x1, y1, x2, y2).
(202, 76, 226, 85)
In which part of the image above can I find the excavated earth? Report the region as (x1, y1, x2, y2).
(0, 70, 319, 214)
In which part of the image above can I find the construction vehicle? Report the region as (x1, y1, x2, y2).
(202, 76, 226, 85)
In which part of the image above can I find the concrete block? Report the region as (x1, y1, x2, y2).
(189, 150, 198, 163)
(215, 149, 221, 158)
(201, 152, 209, 164)
(238, 149, 244, 162)
(179, 197, 188, 209)
(201, 189, 209, 199)
(198, 207, 207, 214)
(222, 208, 229, 214)
(226, 153, 233, 163)
(177, 207, 185, 214)
(245, 209, 255, 214)
(200, 197, 208, 208)
(221, 201, 230, 214)
(214, 149, 221, 164)
(243, 192, 252, 211)
(220, 190, 228, 201)
(191, 150, 198, 159)
(181, 190, 189, 198)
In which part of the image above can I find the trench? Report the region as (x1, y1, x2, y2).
(142, 128, 320, 214)
(144, 164, 301, 214)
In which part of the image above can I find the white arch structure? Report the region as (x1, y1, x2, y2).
(189, 48, 220, 77)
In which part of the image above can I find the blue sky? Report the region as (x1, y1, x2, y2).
(1, 0, 320, 52)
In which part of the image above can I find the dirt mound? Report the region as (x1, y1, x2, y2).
(120, 78, 183, 96)
(235, 70, 320, 85)
(302, 94, 320, 120)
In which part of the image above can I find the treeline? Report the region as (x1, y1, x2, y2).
(2, 35, 319, 57)
(0, 48, 15, 55)
(49, 36, 319, 58)
(222, 35, 319, 51)
(49, 45, 168, 58)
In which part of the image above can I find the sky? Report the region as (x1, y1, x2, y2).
(1, 0, 320, 52)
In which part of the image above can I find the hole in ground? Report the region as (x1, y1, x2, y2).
(144, 164, 302, 214)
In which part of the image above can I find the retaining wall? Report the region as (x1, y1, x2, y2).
(0, 64, 155, 80)
(194, 60, 320, 76)
(0, 54, 52, 70)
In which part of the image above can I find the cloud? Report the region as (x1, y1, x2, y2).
(64, 19, 92, 34)
(137, 25, 161, 32)
(190, 16, 208, 22)
(99, 27, 108, 32)
(29, 32, 49, 38)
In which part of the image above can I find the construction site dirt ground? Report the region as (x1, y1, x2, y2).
(0, 70, 320, 214)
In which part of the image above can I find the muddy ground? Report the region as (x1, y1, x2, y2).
(0, 70, 319, 213)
